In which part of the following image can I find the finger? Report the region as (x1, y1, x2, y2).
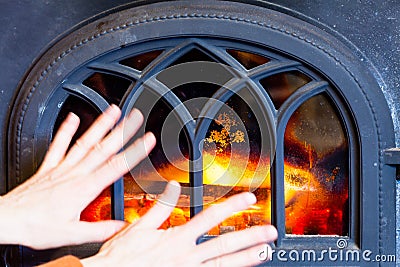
(195, 225, 277, 263)
(37, 113, 80, 174)
(86, 132, 156, 195)
(201, 243, 273, 267)
(62, 104, 121, 167)
(134, 180, 181, 229)
(75, 109, 144, 174)
(182, 192, 257, 239)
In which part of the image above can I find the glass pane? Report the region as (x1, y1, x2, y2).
(120, 50, 163, 71)
(284, 94, 349, 236)
(124, 89, 190, 228)
(81, 189, 112, 221)
(53, 95, 100, 153)
(170, 82, 220, 110)
(203, 90, 272, 235)
(227, 49, 270, 69)
(168, 48, 216, 67)
(260, 71, 311, 109)
(83, 72, 132, 105)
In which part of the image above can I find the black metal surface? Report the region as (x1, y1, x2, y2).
(0, 1, 398, 266)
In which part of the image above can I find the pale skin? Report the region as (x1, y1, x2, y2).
(0, 105, 277, 266)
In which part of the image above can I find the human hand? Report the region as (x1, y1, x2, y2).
(81, 181, 277, 267)
(0, 105, 156, 249)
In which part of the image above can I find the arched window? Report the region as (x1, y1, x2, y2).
(55, 39, 353, 244)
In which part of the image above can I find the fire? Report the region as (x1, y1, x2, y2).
(205, 112, 246, 153)
(81, 152, 346, 236)
(81, 109, 348, 236)
(156, 152, 270, 188)
(81, 152, 315, 228)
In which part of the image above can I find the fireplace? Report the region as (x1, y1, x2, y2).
(1, 1, 399, 266)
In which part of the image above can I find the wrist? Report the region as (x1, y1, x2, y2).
(0, 196, 25, 245)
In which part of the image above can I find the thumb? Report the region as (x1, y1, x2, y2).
(69, 220, 127, 244)
(134, 180, 181, 229)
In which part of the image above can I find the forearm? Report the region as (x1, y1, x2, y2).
(39, 256, 83, 267)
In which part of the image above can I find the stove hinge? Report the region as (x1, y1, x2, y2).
(383, 148, 400, 180)
(383, 148, 400, 165)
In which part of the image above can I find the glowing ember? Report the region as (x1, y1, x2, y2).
(81, 153, 346, 236)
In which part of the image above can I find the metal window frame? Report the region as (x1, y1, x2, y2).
(62, 37, 355, 247)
